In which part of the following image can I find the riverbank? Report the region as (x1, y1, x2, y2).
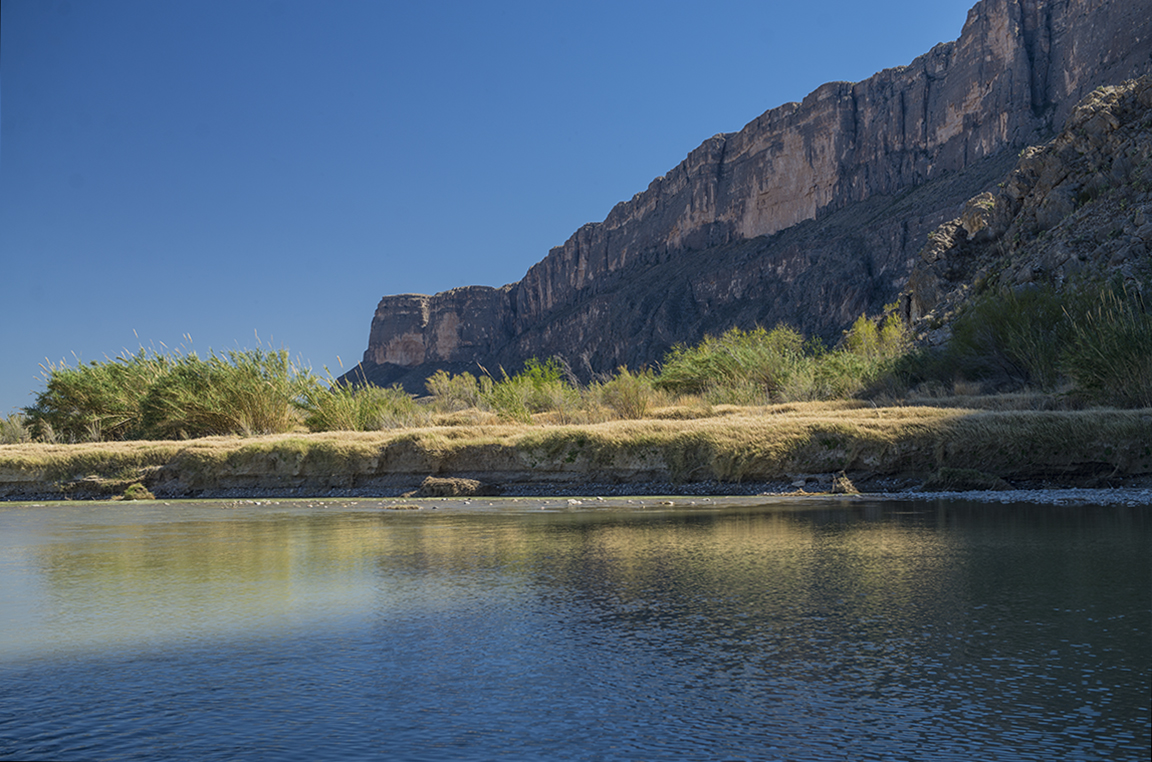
(2, 402, 1150, 501)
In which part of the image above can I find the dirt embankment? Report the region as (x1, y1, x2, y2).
(2, 404, 1149, 500)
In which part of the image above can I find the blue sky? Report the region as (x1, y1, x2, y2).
(1, 0, 976, 414)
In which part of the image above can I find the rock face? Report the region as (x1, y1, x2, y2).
(904, 76, 1152, 342)
(348, 0, 1152, 392)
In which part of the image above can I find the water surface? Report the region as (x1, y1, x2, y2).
(1, 497, 1148, 760)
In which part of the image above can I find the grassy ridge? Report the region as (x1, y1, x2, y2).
(3, 401, 1149, 498)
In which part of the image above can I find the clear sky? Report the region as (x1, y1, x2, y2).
(1, 0, 977, 414)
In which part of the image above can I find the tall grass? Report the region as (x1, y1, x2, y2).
(425, 370, 485, 412)
(26, 346, 318, 441)
(656, 326, 806, 402)
(918, 280, 1152, 407)
(137, 349, 317, 439)
(26, 349, 173, 441)
(943, 284, 1073, 389)
(594, 367, 659, 419)
(480, 358, 580, 423)
(0, 412, 32, 445)
(303, 382, 430, 431)
(1063, 285, 1152, 407)
(655, 317, 909, 405)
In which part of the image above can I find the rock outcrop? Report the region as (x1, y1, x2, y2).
(347, 0, 1152, 392)
(905, 76, 1152, 341)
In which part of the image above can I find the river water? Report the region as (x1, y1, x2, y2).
(0, 497, 1148, 761)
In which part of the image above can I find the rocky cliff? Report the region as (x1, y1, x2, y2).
(349, 0, 1152, 392)
(905, 75, 1152, 339)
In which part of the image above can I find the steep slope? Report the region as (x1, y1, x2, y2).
(905, 76, 1152, 339)
(348, 0, 1152, 392)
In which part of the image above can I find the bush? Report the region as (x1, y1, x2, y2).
(944, 284, 1073, 389)
(654, 316, 912, 404)
(656, 326, 805, 401)
(121, 483, 156, 501)
(137, 349, 317, 439)
(426, 371, 483, 412)
(25, 349, 173, 441)
(0, 412, 32, 444)
(596, 367, 658, 419)
(482, 358, 579, 423)
(25, 346, 318, 441)
(303, 383, 429, 431)
(1062, 285, 1152, 407)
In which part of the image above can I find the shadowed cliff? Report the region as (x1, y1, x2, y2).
(345, 0, 1152, 392)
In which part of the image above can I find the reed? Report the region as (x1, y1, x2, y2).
(1062, 284, 1152, 407)
(479, 358, 580, 423)
(425, 370, 485, 412)
(26, 349, 174, 441)
(303, 382, 431, 432)
(137, 349, 316, 439)
(0, 413, 31, 445)
(593, 367, 660, 420)
(943, 284, 1072, 389)
(655, 316, 909, 404)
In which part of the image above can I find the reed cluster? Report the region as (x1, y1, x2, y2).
(24, 347, 319, 442)
(912, 280, 1152, 406)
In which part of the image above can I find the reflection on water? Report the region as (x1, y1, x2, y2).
(0, 499, 1148, 760)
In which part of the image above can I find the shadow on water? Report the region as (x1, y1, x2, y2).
(0, 499, 1148, 760)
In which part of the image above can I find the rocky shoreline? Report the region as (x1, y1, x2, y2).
(6, 477, 1150, 507)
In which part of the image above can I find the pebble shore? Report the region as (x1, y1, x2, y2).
(6, 480, 1151, 506)
(499, 482, 1152, 506)
(856, 487, 1152, 506)
(207, 480, 1152, 506)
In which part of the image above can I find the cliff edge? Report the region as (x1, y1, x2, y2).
(347, 0, 1152, 392)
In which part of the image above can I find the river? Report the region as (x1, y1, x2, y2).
(1, 496, 1148, 760)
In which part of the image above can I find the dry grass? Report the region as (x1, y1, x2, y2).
(3, 400, 1149, 497)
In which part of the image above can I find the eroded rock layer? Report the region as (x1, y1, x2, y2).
(905, 76, 1152, 340)
(348, 0, 1152, 391)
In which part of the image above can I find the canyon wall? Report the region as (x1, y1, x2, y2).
(349, 0, 1152, 390)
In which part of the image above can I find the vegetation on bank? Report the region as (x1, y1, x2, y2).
(2, 402, 1150, 499)
(2, 279, 1148, 449)
(914, 280, 1152, 407)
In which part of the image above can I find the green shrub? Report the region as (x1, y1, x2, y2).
(595, 367, 657, 419)
(1062, 285, 1152, 407)
(480, 358, 579, 423)
(656, 326, 805, 400)
(0, 412, 32, 444)
(426, 371, 483, 412)
(25, 349, 173, 441)
(654, 316, 912, 405)
(944, 284, 1073, 389)
(303, 383, 428, 431)
(831, 312, 913, 397)
(812, 350, 877, 399)
(137, 349, 316, 439)
(121, 483, 156, 501)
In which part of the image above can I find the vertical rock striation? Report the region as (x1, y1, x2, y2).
(349, 0, 1152, 391)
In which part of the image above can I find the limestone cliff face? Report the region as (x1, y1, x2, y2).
(351, 0, 1152, 391)
(357, 286, 513, 381)
(904, 76, 1152, 342)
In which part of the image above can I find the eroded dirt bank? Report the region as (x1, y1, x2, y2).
(2, 406, 1150, 501)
